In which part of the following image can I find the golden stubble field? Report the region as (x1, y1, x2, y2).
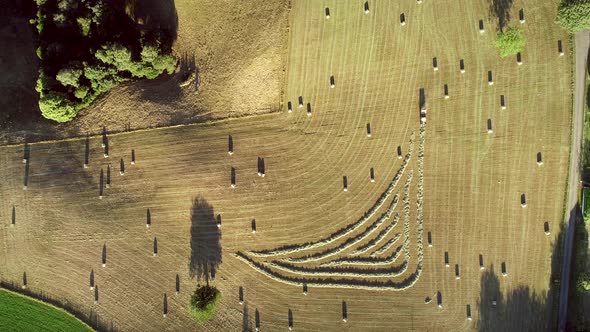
(0, 0, 572, 331)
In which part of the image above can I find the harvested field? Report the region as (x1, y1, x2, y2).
(0, 0, 573, 331)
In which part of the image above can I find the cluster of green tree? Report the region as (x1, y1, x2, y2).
(495, 27, 526, 57)
(556, 0, 590, 33)
(30, 0, 177, 122)
(189, 284, 221, 323)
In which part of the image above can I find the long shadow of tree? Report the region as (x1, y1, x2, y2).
(477, 216, 566, 331)
(189, 195, 222, 283)
(488, 0, 514, 31)
(569, 204, 590, 330)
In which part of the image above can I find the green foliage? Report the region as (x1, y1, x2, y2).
(56, 65, 83, 88)
(36, 47, 42, 59)
(556, 1, 590, 33)
(0, 289, 92, 332)
(577, 272, 590, 292)
(495, 27, 526, 57)
(189, 285, 221, 323)
(74, 86, 89, 99)
(584, 189, 590, 221)
(39, 92, 78, 122)
(77, 16, 91, 36)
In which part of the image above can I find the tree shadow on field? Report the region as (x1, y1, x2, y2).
(477, 217, 566, 331)
(568, 204, 590, 329)
(124, 0, 178, 51)
(189, 195, 222, 283)
(487, 0, 513, 31)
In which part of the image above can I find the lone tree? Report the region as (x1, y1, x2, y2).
(495, 27, 526, 57)
(189, 284, 221, 323)
(556, 0, 590, 33)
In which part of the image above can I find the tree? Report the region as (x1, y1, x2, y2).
(556, 0, 590, 33)
(495, 27, 526, 57)
(189, 284, 221, 323)
(56, 66, 83, 88)
(77, 16, 91, 36)
(39, 92, 77, 122)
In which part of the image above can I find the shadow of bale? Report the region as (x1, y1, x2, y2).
(242, 301, 251, 332)
(487, 0, 514, 31)
(189, 195, 222, 282)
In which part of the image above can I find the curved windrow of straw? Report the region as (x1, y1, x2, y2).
(286, 195, 398, 263)
(371, 233, 402, 257)
(269, 260, 407, 278)
(402, 171, 413, 261)
(321, 242, 403, 267)
(352, 213, 400, 255)
(234, 252, 419, 291)
(247, 133, 415, 258)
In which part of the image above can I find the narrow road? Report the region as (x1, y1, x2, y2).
(558, 30, 589, 332)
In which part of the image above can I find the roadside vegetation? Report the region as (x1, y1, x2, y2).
(30, 0, 177, 122)
(189, 284, 221, 323)
(556, 0, 590, 33)
(0, 288, 93, 332)
(570, 70, 590, 330)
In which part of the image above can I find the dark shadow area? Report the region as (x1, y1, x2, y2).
(90, 270, 94, 289)
(147, 209, 151, 227)
(106, 166, 111, 188)
(189, 195, 222, 283)
(568, 206, 590, 329)
(487, 0, 513, 31)
(460, 59, 465, 71)
(99, 169, 104, 198)
(477, 217, 566, 331)
(175, 274, 180, 294)
(0, 0, 44, 142)
(251, 219, 256, 233)
(231, 167, 236, 187)
(0, 280, 115, 331)
(131, 149, 135, 164)
(23, 159, 30, 190)
(228, 135, 233, 155)
(119, 159, 124, 175)
(242, 301, 251, 332)
(84, 137, 90, 166)
(288, 309, 293, 329)
(11, 206, 15, 225)
(255, 308, 260, 330)
(163, 293, 168, 316)
(239, 286, 244, 304)
(125, 0, 178, 51)
(22, 272, 27, 288)
(94, 285, 99, 304)
(343, 176, 348, 191)
(419, 88, 425, 109)
(153, 237, 158, 256)
(102, 243, 107, 266)
(23, 143, 30, 163)
(257, 157, 265, 176)
(342, 301, 348, 321)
